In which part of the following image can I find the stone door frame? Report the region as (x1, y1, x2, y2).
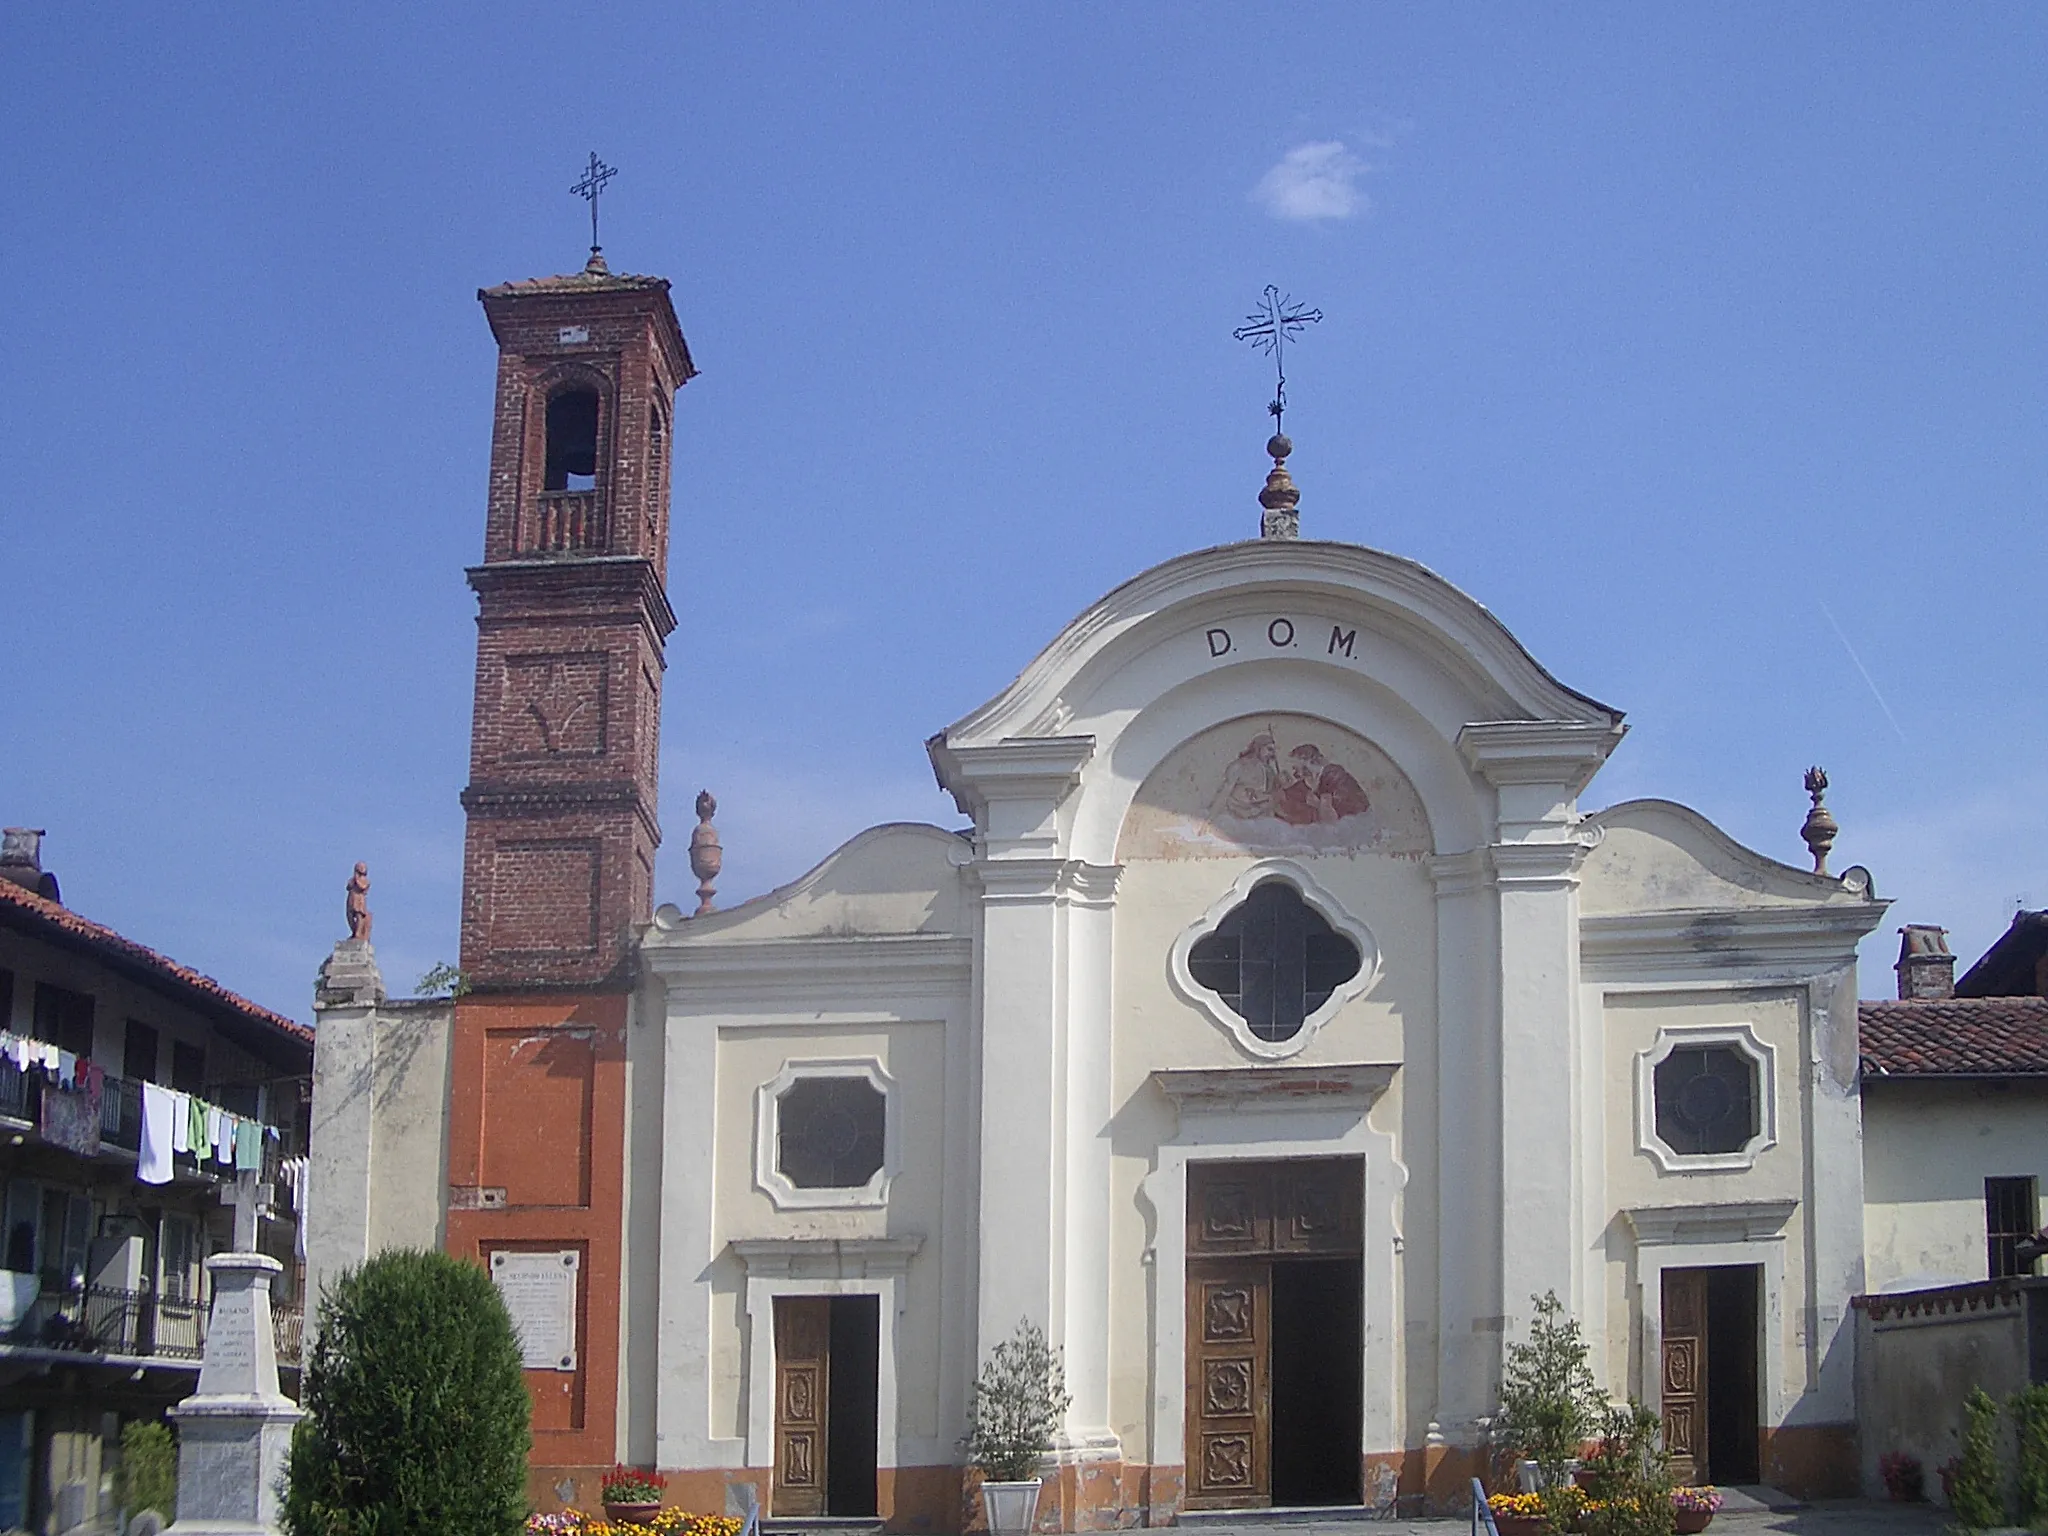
(1140, 1065, 1402, 1475)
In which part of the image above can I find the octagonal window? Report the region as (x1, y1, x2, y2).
(776, 1076, 886, 1189)
(1652, 1045, 1759, 1157)
(1186, 878, 1362, 1043)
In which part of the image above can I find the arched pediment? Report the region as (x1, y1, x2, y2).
(928, 541, 1624, 862)
(937, 541, 1620, 753)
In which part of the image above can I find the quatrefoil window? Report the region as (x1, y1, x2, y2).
(1186, 879, 1363, 1044)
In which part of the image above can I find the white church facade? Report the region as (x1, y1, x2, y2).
(303, 255, 1905, 1529)
(629, 537, 1883, 1522)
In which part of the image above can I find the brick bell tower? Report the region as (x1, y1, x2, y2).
(460, 253, 695, 986)
(446, 246, 693, 1489)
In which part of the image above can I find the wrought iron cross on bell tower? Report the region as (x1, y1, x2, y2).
(572, 152, 618, 268)
(1234, 285, 1321, 539)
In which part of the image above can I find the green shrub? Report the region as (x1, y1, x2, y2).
(118, 1419, 177, 1521)
(1950, 1386, 2006, 1532)
(282, 1249, 530, 1536)
(960, 1318, 1071, 1483)
(1494, 1290, 1602, 1500)
(1579, 1402, 1674, 1536)
(2012, 1384, 2048, 1524)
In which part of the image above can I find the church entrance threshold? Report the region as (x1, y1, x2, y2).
(772, 1295, 880, 1518)
(1185, 1159, 1364, 1511)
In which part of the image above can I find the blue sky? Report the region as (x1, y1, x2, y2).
(3, 6, 2044, 1021)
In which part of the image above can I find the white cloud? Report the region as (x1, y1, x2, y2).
(1253, 141, 1370, 223)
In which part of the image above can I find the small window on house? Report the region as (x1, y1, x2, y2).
(544, 389, 600, 492)
(160, 1214, 199, 1303)
(1987, 1176, 2040, 1279)
(776, 1077, 886, 1189)
(0, 970, 14, 1032)
(123, 1020, 159, 1084)
(171, 1043, 205, 1096)
(1653, 1045, 1759, 1156)
(30, 984, 94, 1057)
(1186, 879, 1362, 1043)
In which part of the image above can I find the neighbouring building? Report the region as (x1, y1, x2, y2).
(1851, 913, 2048, 1496)
(308, 243, 1932, 1528)
(0, 829, 312, 1536)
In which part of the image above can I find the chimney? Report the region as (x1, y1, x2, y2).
(0, 828, 60, 903)
(1896, 924, 1955, 1000)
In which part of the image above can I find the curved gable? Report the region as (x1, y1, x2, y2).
(1580, 799, 1870, 916)
(937, 540, 1621, 753)
(644, 822, 970, 944)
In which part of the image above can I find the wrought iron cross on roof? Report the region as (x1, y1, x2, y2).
(1233, 285, 1322, 433)
(571, 152, 619, 258)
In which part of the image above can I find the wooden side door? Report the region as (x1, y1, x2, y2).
(773, 1296, 831, 1516)
(1185, 1259, 1271, 1509)
(1660, 1269, 1707, 1485)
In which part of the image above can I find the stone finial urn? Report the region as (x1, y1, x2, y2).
(688, 790, 722, 915)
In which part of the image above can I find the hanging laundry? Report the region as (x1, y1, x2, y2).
(234, 1119, 262, 1172)
(186, 1095, 207, 1155)
(55, 1050, 77, 1087)
(170, 1092, 192, 1155)
(139, 1083, 176, 1185)
(40, 1069, 100, 1156)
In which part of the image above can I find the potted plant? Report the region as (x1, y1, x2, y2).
(962, 1318, 1071, 1535)
(1493, 1292, 1602, 1531)
(600, 1465, 667, 1525)
(1669, 1485, 1722, 1534)
(1577, 1403, 1675, 1536)
(1877, 1451, 1923, 1502)
(1487, 1488, 1554, 1536)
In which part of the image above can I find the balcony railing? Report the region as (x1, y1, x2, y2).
(525, 490, 607, 554)
(4, 1282, 303, 1367)
(0, 1060, 294, 1167)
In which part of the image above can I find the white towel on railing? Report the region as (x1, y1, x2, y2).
(139, 1083, 176, 1185)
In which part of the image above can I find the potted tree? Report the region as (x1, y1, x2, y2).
(962, 1319, 1071, 1535)
(1491, 1291, 1601, 1533)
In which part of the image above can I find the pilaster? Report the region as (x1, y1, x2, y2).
(1458, 721, 1620, 1328)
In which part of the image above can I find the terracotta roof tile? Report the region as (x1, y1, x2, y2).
(1859, 996, 2048, 1078)
(0, 879, 310, 1046)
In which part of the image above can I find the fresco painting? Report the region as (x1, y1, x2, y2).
(1118, 713, 1432, 860)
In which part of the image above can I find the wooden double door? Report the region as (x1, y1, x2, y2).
(772, 1296, 881, 1517)
(1659, 1266, 1760, 1487)
(1185, 1159, 1364, 1511)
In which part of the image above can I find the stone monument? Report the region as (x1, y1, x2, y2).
(165, 1252, 303, 1536)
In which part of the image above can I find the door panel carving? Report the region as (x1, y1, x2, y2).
(1661, 1270, 1707, 1485)
(1186, 1260, 1270, 1508)
(774, 1296, 830, 1516)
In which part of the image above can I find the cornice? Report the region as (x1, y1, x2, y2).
(1623, 1199, 1798, 1246)
(467, 555, 678, 639)
(1458, 720, 1626, 791)
(928, 735, 1095, 818)
(729, 1235, 925, 1277)
(1489, 840, 1591, 890)
(969, 857, 1122, 904)
(640, 932, 972, 995)
(1151, 1062, 1399, 1113)
(1581, 903, 1887, 970)
(459, 778, 661, 843)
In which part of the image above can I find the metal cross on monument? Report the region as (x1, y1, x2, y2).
(1233, 285, 1322, 434)
(571, 152, 619, 260)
